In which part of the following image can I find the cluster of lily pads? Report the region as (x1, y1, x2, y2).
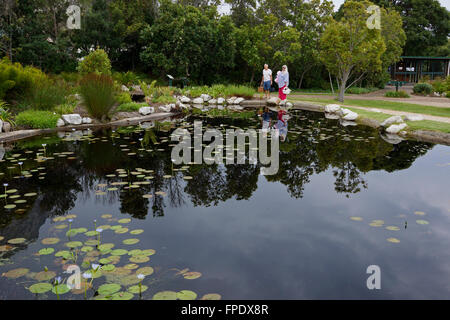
(0, 213, 220, 300)
(349, 210, 430, 244)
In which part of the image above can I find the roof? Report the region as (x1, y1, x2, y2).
(400, 56, 450, 60)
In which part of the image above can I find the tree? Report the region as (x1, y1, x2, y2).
(319, 1, 386, 102)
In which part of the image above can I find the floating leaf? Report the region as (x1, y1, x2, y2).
(8, 238, 26, 244)
(29, 283, 53, 294)
(35, 271, 56, 281)
(416, 220, 429, 225)
(111, 291, 134, 300)
(124, 263, 139, 270)
(177, 290, 197, 300)
(41, 238, 60, 245)
(130, 229, 144, 235)
(128, 285, 148, 294)
(38, 248, 55, 255)
(98, 283, 121, 296)
(102, 264, 116, 272)
(140, 249, 156, 256)
(183, 272, 202, 280)
(65, 241, 83, 248)
(54, 224, 68, 229)
(136, 267, 154, 276)
(387, 238, 400, 243)
(123, 239, 139, 245)
(81, 246, 94, 253)
(414, 211, 426, 216)
(98, 243, 115, 251)
(111, 249, 128, 256)
(55, 250, 71, 259)
(101, 214, 113, 219)
(153, 291, 177, 300)
(129, 256, 149, 263)
(386, 226, 400, 231)
(115, 228, 129, 234)
(0, 245, 14, 252)
(84, 239, 98, 246)
(52, 284, 70, 295)
(350, 217, 363, 221)
(2, 268, 29, 278)
(118, 218, 131, 224)
(85, 230, 99, 237)
(201, 293, 221, 300)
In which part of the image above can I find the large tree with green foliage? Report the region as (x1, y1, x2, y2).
(320, 1, 386, 102)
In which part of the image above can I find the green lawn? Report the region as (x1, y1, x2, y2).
(290, 97, 450, 118)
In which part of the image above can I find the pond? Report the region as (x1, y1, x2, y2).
(0, 109, 449, 299)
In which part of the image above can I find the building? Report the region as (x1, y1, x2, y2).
(389, 56, 450, 83)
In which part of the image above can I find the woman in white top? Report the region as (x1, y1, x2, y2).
(260, 64, 272, 99)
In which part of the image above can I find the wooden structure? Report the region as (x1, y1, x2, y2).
(389, 56, 450, 83)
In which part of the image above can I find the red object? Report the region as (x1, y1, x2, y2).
(278, 109, 286, 124)
(278, 85, 287, 100)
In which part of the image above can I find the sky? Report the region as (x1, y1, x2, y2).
(218, 0, 450, 13)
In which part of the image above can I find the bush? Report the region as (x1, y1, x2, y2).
(77, 49, 112, 76)
(54, 103, 76, 115)
(113, 71, 140, 86)
(413, 83, 433, 95)
(346, 87, 378, 94)
(182, 84, 256, 99)
(0, 57, 46, 100)
(16, 110, 60, 129)
(22, 79, 70, 110)
(384, 90, 410, 98)
(79, 74, 116, 120)
(116, 91, 132, 104)
(0, 101, 15, 125)
(116, 102, 148, 112)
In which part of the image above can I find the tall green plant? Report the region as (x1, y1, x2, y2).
(77, 49, 112, 76)
(23, 80, 69, 110)
(79, 74, 116, 121)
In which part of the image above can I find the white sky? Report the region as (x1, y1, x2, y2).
(218, 0, 450, 13)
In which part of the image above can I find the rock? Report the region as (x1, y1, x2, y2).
(200, 94, 212, 102)
(140, 122, 155, 129)
(192, 97, 204, 104)
(2, 122, 11, 132)
(227, 105, 244, 111)
(61, 114, 82, 125)
(217, 97, 225, 104)
(82, 117, 92, 124)
(57, 118, 65, 127)
(208, 98, 217, 105)
(340, 119, 358, 126)
(131, 85, 141, 91)
(381, 133, 404, 144)
(234, 97, 245, 104)
(158, 105, 171, 113)
(192, 104, 204, 109)
(57, 131, 66, 138)
(0, 120, 3, 132)
(341, 108, 358, 121)
(266, 97, 280, 105)
(179, 103, 190, 110)
(286, 102, 293, 108)
(324, 113, 340, 120)
(404, 114, 424, 121)
(217, 105, 225, 110)
(381, 115, 403, 127)
(139, 107, 155, 115)
(180, 96, 191, 103)
(324, 104, 341, 113)
(226, 97, 237, 104)
(385, 123, 407, 134)
(121, 85, 129, 92)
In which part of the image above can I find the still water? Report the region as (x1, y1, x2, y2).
(0, 110, 449, 299)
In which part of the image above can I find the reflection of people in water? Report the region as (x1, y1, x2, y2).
(261, 107, 272, 131)
(273, 109, 288, 142)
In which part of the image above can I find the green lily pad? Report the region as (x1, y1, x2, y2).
(29, 283, 53, 294)
(128, 249, 143, 256)
(52, 284, 70, 295)
(54, 224, 68, 229)
(8, 238, 26, 244)
(140, 249, 156, 256)
(110, 225, 123, 230)
(98, 283, 121, 296)
(115, 228, 128, 234)
(111, 291, 134, 300)
(153, 291, 177, 300)
(101, 214, 113, 219)
(41, 238, 60, 245)
(38, 248, 55, 255)
(99, 258, 112, 264)
(81, 246, 94, 252)
(55, 250, 71, 259)
(85, 230, 99, 237)
(118, 218, 131, 223)
(85, 239, 98, 246)
(102, 264, 116, 272)
(183, 272, 202, 280)
(130, 229, 144, 235)
(98, 243, 115, 251)
(2, 267, 29, 278)
(177, 290, 197, 300)
(119, 274, 141, 285)
(74, 227, 88, 233)
(111, 249, 128, 256)
(128, 285, 148, 294)
(416, 220, 429, 225)
(136, 266, 154, 276)
(24, 193, 38, 197)
(201, 293, 221, 300)
(124, 263, 139, 270)
(35, 271, 56, 281)
(123, 238, 139, 245)
(387, 237, 400, 243)
(129, 255, 150, 263)
(65, 241, 83, 248)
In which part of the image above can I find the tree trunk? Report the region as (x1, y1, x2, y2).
(338, 71, 350, 102)
(250, 69, 255, 84)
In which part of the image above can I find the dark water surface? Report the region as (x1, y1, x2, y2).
(0, 110, 449, 299)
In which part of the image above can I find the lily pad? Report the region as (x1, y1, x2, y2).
(387, 237, 400, 243)
(111, 249, 128, 256)
(29, 283, 53, 294)
(183, 272, 202, 280)
(118, 218, 131, 224)
(52, 284, 70, 295)
(201, 293, 222, 300)
(124, 263, 139, 270)
(102, 264, 116, 272)
(41, 238, 60, 245)
(386, 226, 400, 231)
(111, 291, 134, 300)
(128, 285, 148, 294)
(177, 290, 197, 300)
(98, 283, 121, 296)
(416, 220, 429, 225)
(123, 239, 139, 245)
(8, 238, 26, 244)
(101, 214, 113, 219)
(115, 228, 129, 234)
(38, 248, 55, 255)
(2, 267, 29, 278)
(0, 245, 14, 252)
(55, 250, 72, 259)
(129, 256, 150, 263)
(35, 271, 56, 281)
(153, 291, 177, 300)
(65, 241, 83, 248)
(136, 266, 154, 276)
(130, 229, 144, 235)
(350, 217, 363, 221)
(81, 246, 94, 253)
(98, 243, 115, 251)
(85, 230, 99, 237)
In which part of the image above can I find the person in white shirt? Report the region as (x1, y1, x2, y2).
(260, 64, 272, 99)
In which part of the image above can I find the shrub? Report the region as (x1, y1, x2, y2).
(0, 57, 46, 100)
(22, 79, 70, 110)
(0, 101, 15, 125)
(138, 80, 157, 97)
(151, 86, 175, 103)
(430, 78, 446, 94)
(346, 87, 378, 94)
(54, 103, 76, 115)
(57, 72, 81, 84)
(113, 71, 140, 86)
(77, 49, 112, 76)
(116, 91, 132, 104)
(79, 74, 116, 120)
(116, 102, 148, 112)
(16, 110, 60, 129)
(384, 90, 410, 98)
(413, 83, 433, 95)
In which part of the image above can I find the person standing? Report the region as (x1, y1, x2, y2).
(260, 64, 272, 99)
(277, 65, 289, 103)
